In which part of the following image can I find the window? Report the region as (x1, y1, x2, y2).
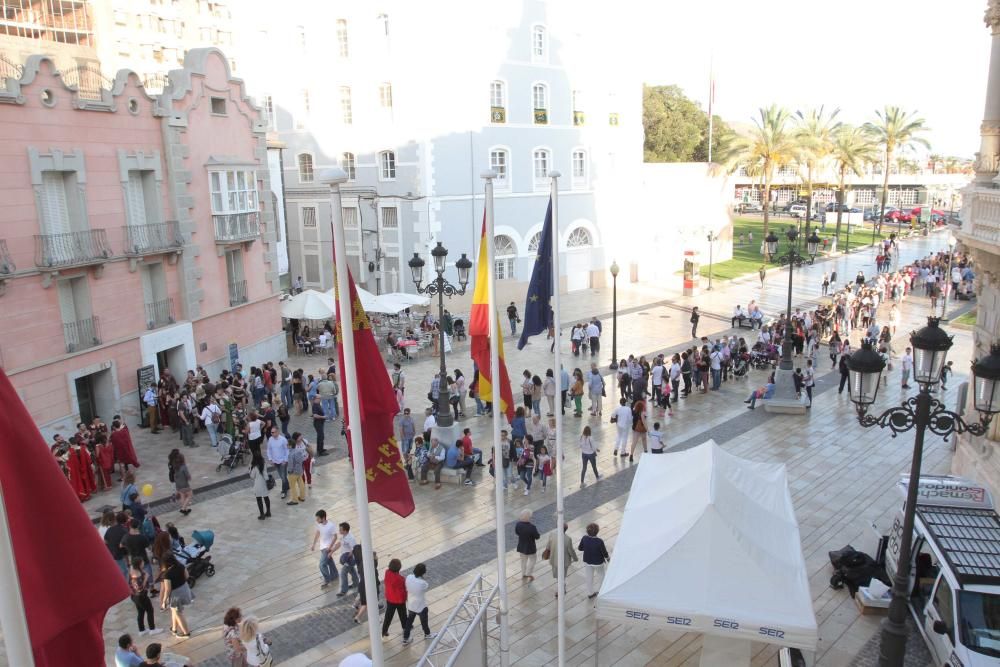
(494, 235, 516, 280)
(776, 165, 797, 177)
(342, 152, 356, 180)
(140, 262, 169, 327)
(340, 86, 353, 124)
(379, 82, 393, 109)
(528, 232, 541, 254)
(533, 149, 550, 186)
(301, 206, 317, 228)
(296, 25, 306, 48)
(343, 207, 358, 227)
(490, 80, 506, 123)
(572, 150, 587, 186)
(209, 170, 259, 214)
(124, 170, 161, 227)
(297, 89, 310, 129)
(263, 95, 275, 130)
(380, 151, 396, 180)
(336, 19, 349, 58)
(40, 171, 73, 236)
(533, 84, 548, 124)
(490, 149, 509, 188)
(58, 276, 97, 351)
(573, 90, 584, 125)
(304, 254, 321, 284)
(531, 25, 546, 60)
(381, 207, 398, 229)
(297, 154, 314, 183)
(566, 227, 592, 247)
(225, 248, 247, 306)
(210, 97, 226, 115)
(933, 577, 955, 643)
(377, 13, 389, 36)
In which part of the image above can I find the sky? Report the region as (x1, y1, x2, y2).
(635, 0, 989, 158)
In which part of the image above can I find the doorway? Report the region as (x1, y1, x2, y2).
(74, 368, 114, 424)
(156, 345, 187, 378)
(75, 375, 96, 424)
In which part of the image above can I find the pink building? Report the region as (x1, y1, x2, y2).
(0, 48, 283, 436)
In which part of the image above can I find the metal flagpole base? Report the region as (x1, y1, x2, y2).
(763, 367, 807, 415)
(431, 423, 459, 448)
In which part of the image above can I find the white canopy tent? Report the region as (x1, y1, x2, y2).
(596, 440, 818, 666)
(280, 289, 337, 320)
(323, 288, 427, 315)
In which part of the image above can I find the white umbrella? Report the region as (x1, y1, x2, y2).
(281, 289, 337, 320)
(326, 287, 381, 313)
(380, 292, 430, 308)
(325, 287, 422, 315)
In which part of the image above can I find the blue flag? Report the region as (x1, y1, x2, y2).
(517, 198, 554, 350)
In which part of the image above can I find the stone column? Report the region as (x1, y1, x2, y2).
(978, 0, 1000, 183)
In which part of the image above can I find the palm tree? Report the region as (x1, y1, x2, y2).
(830, 125, 879, 248)
(794, 106, 840, 233)
(863, 106, 930, 233)
(729, 105, 799, 241)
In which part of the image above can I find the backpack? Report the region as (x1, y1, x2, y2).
(141, 516, 160, 541)
(210, 405, 222, 425)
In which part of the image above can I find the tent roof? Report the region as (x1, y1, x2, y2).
(280, 289, 336, 320)
(596, 441, 818, 651)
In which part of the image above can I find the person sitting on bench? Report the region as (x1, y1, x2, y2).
(446, 439, 475, 485)
(744, 377, 776, 410)
(750, 308, 764, 329)
(732, 305, 747, 328)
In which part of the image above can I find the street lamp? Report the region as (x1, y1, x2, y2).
(609, 260, 619, 370)
(706, 232, 718, 291)
(407, 242, 472, 431)
(769, 227, 821, 378)
(847, 319, 1000, 667)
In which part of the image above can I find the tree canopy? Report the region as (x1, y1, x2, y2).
(643, 84, 733, 163)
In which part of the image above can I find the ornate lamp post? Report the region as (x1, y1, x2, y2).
(609, 260, 619, 370)
(941, 235, 958, 320)
(846, 319, 1000, 667)
(765, 228, 820, 375)
(407, 242, 472, 432)
(706, 231, 718, 291)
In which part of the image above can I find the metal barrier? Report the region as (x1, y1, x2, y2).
(417, 574, 498, 667)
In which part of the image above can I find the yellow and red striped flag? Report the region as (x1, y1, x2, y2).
(469, 214, 515, 422)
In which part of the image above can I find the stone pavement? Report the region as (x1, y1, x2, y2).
(83, 232, 965, 666)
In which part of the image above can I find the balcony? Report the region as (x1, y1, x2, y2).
(490, 106, 506, 124)
(122, 221, 183, 270)
(0, 239, 13, 297)
(213, 211, 260, 246)
(573, 110, 585, 126)
(34, 229, 112, 270)
(533, 108, 548, 125)
(959, 185, 1000, 253)
(63, 316, 101, 353)
(144, 298, 176, 330)
(228, 279, 248, 307)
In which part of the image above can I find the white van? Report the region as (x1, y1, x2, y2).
(882, 475, 1000, 666)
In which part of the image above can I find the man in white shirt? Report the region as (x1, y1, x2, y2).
(669, 357, 682, 402)
(143, 385, 160, 434)
(709, 347, 723, 390)
(200, 397, 222, 449)
(612, 398, 632, 457)
(650, 360, 665, 408)
(310, 509, 339, 588)
(333, 521, 360, 596)
(266, 427, 290, 499)
(731, 305, 746, 328)
(422, 409, 436, 442)
(901, 347, 914, 389)
(586, 321, 600, 358)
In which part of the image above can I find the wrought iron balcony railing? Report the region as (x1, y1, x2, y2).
(63, 316, 101, 353)
(34, 229, 112, 269)
(123, 221, 184, 256)
(213, 212, 260, 243)
(144, 298, 175, 330)
(0, 239, 13, 275)
(228, 279, 248, 307)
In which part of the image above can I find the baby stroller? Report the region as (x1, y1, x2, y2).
(174, 529, 215, 587)
(216, 434, 247, 473)
(732, 353, 750, 378)
(453, 319, 467, 341)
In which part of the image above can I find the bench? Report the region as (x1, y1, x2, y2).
(732, 316, 760, 330)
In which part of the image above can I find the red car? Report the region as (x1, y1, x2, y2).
(884, 209, 913, 223)
(907, 206, 947, 222)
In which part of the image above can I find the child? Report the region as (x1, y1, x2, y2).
(940, 360, 954, 390)
(517, 446, 535, 496)
(537, 445, 552, 492)
(94, 435, 115, 490)
(649, 422, 664, 454)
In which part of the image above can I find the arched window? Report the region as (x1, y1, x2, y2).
(566, 227, 592, 248)
(490, 80, 506, 123)
(489, 148, 509, 188)
(341, 152, 356, 180)
(297, 153, 314, 183)
(532, 83, 548, 124)
(528, 231, 541, 254)
(494, 234, 516, 280)
(336, 19, 349, 58)
(380, 151, 396, 180)
(532, 25, 546, 60)
(572, 149, 587, 187)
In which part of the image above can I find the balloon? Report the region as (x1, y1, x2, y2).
(142, 484, 153, 497)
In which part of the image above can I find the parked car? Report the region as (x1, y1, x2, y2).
(885, 208, 913, 224)
(788, 204, 807, 218)
(738, 202, 763, 213)
(783, 199, 807, 212)
(825, 203, 850, 213)
(908, 206, 947, 223)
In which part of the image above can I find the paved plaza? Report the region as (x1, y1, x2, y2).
(83, 233, 969, 667)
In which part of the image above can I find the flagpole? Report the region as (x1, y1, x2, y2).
(549, 171, 566, 667)
(323, 168, 384, 665)
(0, 478, 35, 667)
(482, 170, 510, 667)
(707, 57, 714, 164)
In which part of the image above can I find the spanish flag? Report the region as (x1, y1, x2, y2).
(470, 214, 516, 422)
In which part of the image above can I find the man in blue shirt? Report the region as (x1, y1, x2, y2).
(114, 634, 143, 666)
(745, 380, 776, 409)
(587, 364, 605, 417)
(446, 440, 475, 484)
(559, 368, 570, 415)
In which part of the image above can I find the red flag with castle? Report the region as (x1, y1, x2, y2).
(334, 264, 415, 518)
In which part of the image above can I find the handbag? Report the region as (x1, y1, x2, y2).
(255, 635, 273, 667)
(265, 474, 275, 490)
(541, 547, 551, 561)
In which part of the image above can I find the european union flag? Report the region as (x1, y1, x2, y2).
(517, 198, 554, 350)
